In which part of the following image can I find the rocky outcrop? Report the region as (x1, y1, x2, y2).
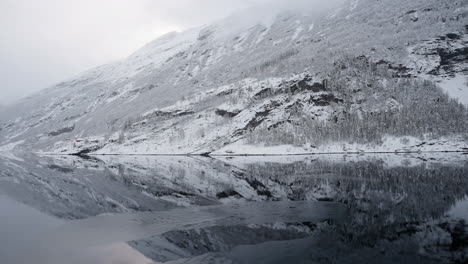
(408, 31, 468, 77)
(47, 125, 75, 137)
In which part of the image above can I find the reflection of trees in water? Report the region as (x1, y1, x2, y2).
(130, 224, 313, 263)
(67, 156, 467, 263)
(242, 160, 468, 246)
(4, 154, 465, 263)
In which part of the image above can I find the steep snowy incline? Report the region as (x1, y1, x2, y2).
(44, 58, 468, 155)
(0, 0, 467, 153)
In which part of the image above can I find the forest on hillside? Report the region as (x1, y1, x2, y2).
(247, 56, 468, 146)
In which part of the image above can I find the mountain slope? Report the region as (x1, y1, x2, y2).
(1, 0, 467, 154)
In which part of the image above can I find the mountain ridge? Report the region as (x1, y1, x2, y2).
(1, 0, 467, 154)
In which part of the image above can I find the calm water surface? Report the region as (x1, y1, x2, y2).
(0, 153, 467, 264)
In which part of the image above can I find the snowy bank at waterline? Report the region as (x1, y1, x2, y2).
(212, 136, 468, 155)
(39, 135, 468, 156)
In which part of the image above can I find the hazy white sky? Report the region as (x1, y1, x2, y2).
(0, 0, 270, 105)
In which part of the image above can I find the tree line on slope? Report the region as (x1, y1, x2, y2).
(246, 56, 468, 146)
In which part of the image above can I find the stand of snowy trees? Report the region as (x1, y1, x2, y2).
(247, 56, 468, 146)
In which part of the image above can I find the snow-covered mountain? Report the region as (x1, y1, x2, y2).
(1, 0, 467, 154)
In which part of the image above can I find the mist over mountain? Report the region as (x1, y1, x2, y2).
(0, 0, 467, 155)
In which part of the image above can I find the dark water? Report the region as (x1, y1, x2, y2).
(0, 153, 467, 264)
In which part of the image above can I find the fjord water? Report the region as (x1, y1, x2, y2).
(0, 153, 467, 263)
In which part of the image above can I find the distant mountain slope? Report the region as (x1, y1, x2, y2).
(45, 57, 467, 155)
(0, 0, 467, 153)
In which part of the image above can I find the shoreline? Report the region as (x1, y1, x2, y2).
(36, 150, 468, 157)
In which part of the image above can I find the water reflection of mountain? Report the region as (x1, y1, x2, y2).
(0, 153, 466, 263)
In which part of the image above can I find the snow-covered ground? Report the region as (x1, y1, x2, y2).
(213, 135, 468, 156)
(1, 0, 467, 157)
(448, 196, 468, 222)
(0, 140, 25, 161)
(439, 75, 468, 106)
(0, 140, 24, 152)
(39, 70, 468, 156)
(41, 134, 468, 156)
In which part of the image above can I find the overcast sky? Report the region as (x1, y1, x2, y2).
(0, 0, 272, 105)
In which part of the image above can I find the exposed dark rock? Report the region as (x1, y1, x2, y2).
(216, 89, 235, 96)
(215, 108, 240, 118)
(4, 123, 14, 129)
(285, 100, 304, 111)
(446, 33, 461, 40)
(254, 87, 274, 99)
(244, 110, 271, 130)
(72, 145, 102, 157)
(197, 29, 213, 41)
(246, 179, 273, 198)
(247, 179, 266, 189)
(216, 190, 242, 199)
(410, 31, 468, 77)
(148, 110, 194, 119)
(438, 47, 468, 66)
(389, 64, 413, 77)
(47, 164, 75, 173)
(309, 93, 343, 106)
(428, 47, 468, 75)
(317, 197, 334, 202)
(63, 114, 82, 122)
(376, 60, 414, 77)
(48, 125, 75, 137)
(289, 77, 327, 94)
(438, 220, 468, 252)
(143, 225, 310, 262)
(449, 221, 468, 251)
(233, 100, 282, 136)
